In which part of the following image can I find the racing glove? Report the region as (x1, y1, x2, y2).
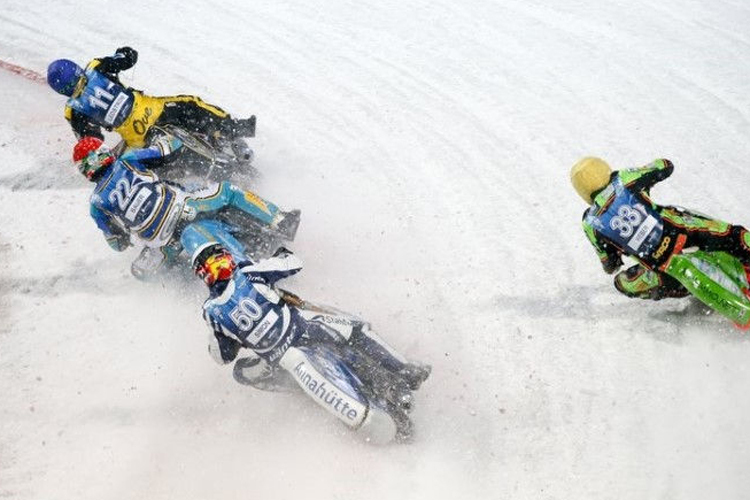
(115, 46, 138, 66)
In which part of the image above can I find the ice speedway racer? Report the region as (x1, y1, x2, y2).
(48, 47, 258, 185)
(72, 135, 300, 280)
(571, 157, 750, 327)
(182, 228, 431, 444)
(46, 47, 256, 158)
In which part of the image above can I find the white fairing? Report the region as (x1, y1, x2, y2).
(357, 406, 397, 445)
(279, 347, 397, 443)
(295, 307, 361, 340)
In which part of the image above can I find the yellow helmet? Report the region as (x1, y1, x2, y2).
(570, 157, 612, 203)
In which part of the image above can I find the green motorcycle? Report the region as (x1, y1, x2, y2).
(667, 250, 750, 326)
(622, 250, 750, 327)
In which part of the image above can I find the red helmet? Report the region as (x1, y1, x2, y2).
(194, 246, 237, 286)
(73, 137, 115, 180)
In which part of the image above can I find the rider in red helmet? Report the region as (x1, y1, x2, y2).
(72, 136, 300, 278)
(72, 136, 115, 180)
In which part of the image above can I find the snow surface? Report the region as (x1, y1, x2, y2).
(2, 0, 750, 498)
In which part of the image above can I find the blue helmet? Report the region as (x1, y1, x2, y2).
(47, 59, 84, 96)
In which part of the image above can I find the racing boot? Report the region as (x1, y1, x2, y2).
(231, 138, 254, 164)
(614, 264, 689, 300)
(221, 115, 256, 138)
(398, 363, 431, 391)
(272, 209, 301, 241)
(233, 356, 295, 392)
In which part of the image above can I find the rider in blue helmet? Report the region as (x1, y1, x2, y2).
(47, 59, 85, 97)
(46, 47, 256, 152)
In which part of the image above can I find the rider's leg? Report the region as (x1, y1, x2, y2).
(349, 324, 431, 390)
(662, 208, 750, 263)
(184, 181, 284, 227)
(613, 263, 689, 299)
(180, 219, 250, 263)
(155, 95, 255, 139)
(687, 225, 750, 264)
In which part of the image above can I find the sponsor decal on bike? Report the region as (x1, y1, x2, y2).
(695, 278, 742, 318)
(313, 314, 358, 327)
(293, 361, 361, 422)
(653, 236, 671, 260)
(243, 191, 270, 214)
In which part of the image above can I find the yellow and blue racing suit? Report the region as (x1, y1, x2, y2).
(65, 47, 245, 147)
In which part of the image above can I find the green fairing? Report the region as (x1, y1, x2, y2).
(665, 251, 750, 325)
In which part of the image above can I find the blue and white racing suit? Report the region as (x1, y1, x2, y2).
(199, 250, 411, 383)
(197, 247, 424, 441)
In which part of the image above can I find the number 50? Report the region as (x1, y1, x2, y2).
(229, 298, 263, 331)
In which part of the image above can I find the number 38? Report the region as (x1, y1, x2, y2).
(610, 205, 643, 237)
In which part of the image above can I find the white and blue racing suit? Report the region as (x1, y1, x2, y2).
(201, 250, 411, 386)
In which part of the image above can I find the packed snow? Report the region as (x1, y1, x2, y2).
(2, 0, 750, 498)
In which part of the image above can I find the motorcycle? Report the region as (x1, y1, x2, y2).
(235, 293, 423, 444)
(131, 206, 301, 280)
(113, 123, 256, 185)
(621, 249, 750, 327)
(175, 220, 426, 443)
(664, 249, 750, 327)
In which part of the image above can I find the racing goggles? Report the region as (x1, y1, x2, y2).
(196, 250, 236, 285)
(78, 147, 115, 180)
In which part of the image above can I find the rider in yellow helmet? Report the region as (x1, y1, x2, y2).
(571, 157, 750, 300)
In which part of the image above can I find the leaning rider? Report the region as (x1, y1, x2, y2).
(47, 47, 255, 153)
(72, 135, 299, 277)
(571, 157, 750, 300)
(184, 237, 431, 439)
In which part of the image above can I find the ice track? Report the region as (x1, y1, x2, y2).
(2, 0, 750, 498)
